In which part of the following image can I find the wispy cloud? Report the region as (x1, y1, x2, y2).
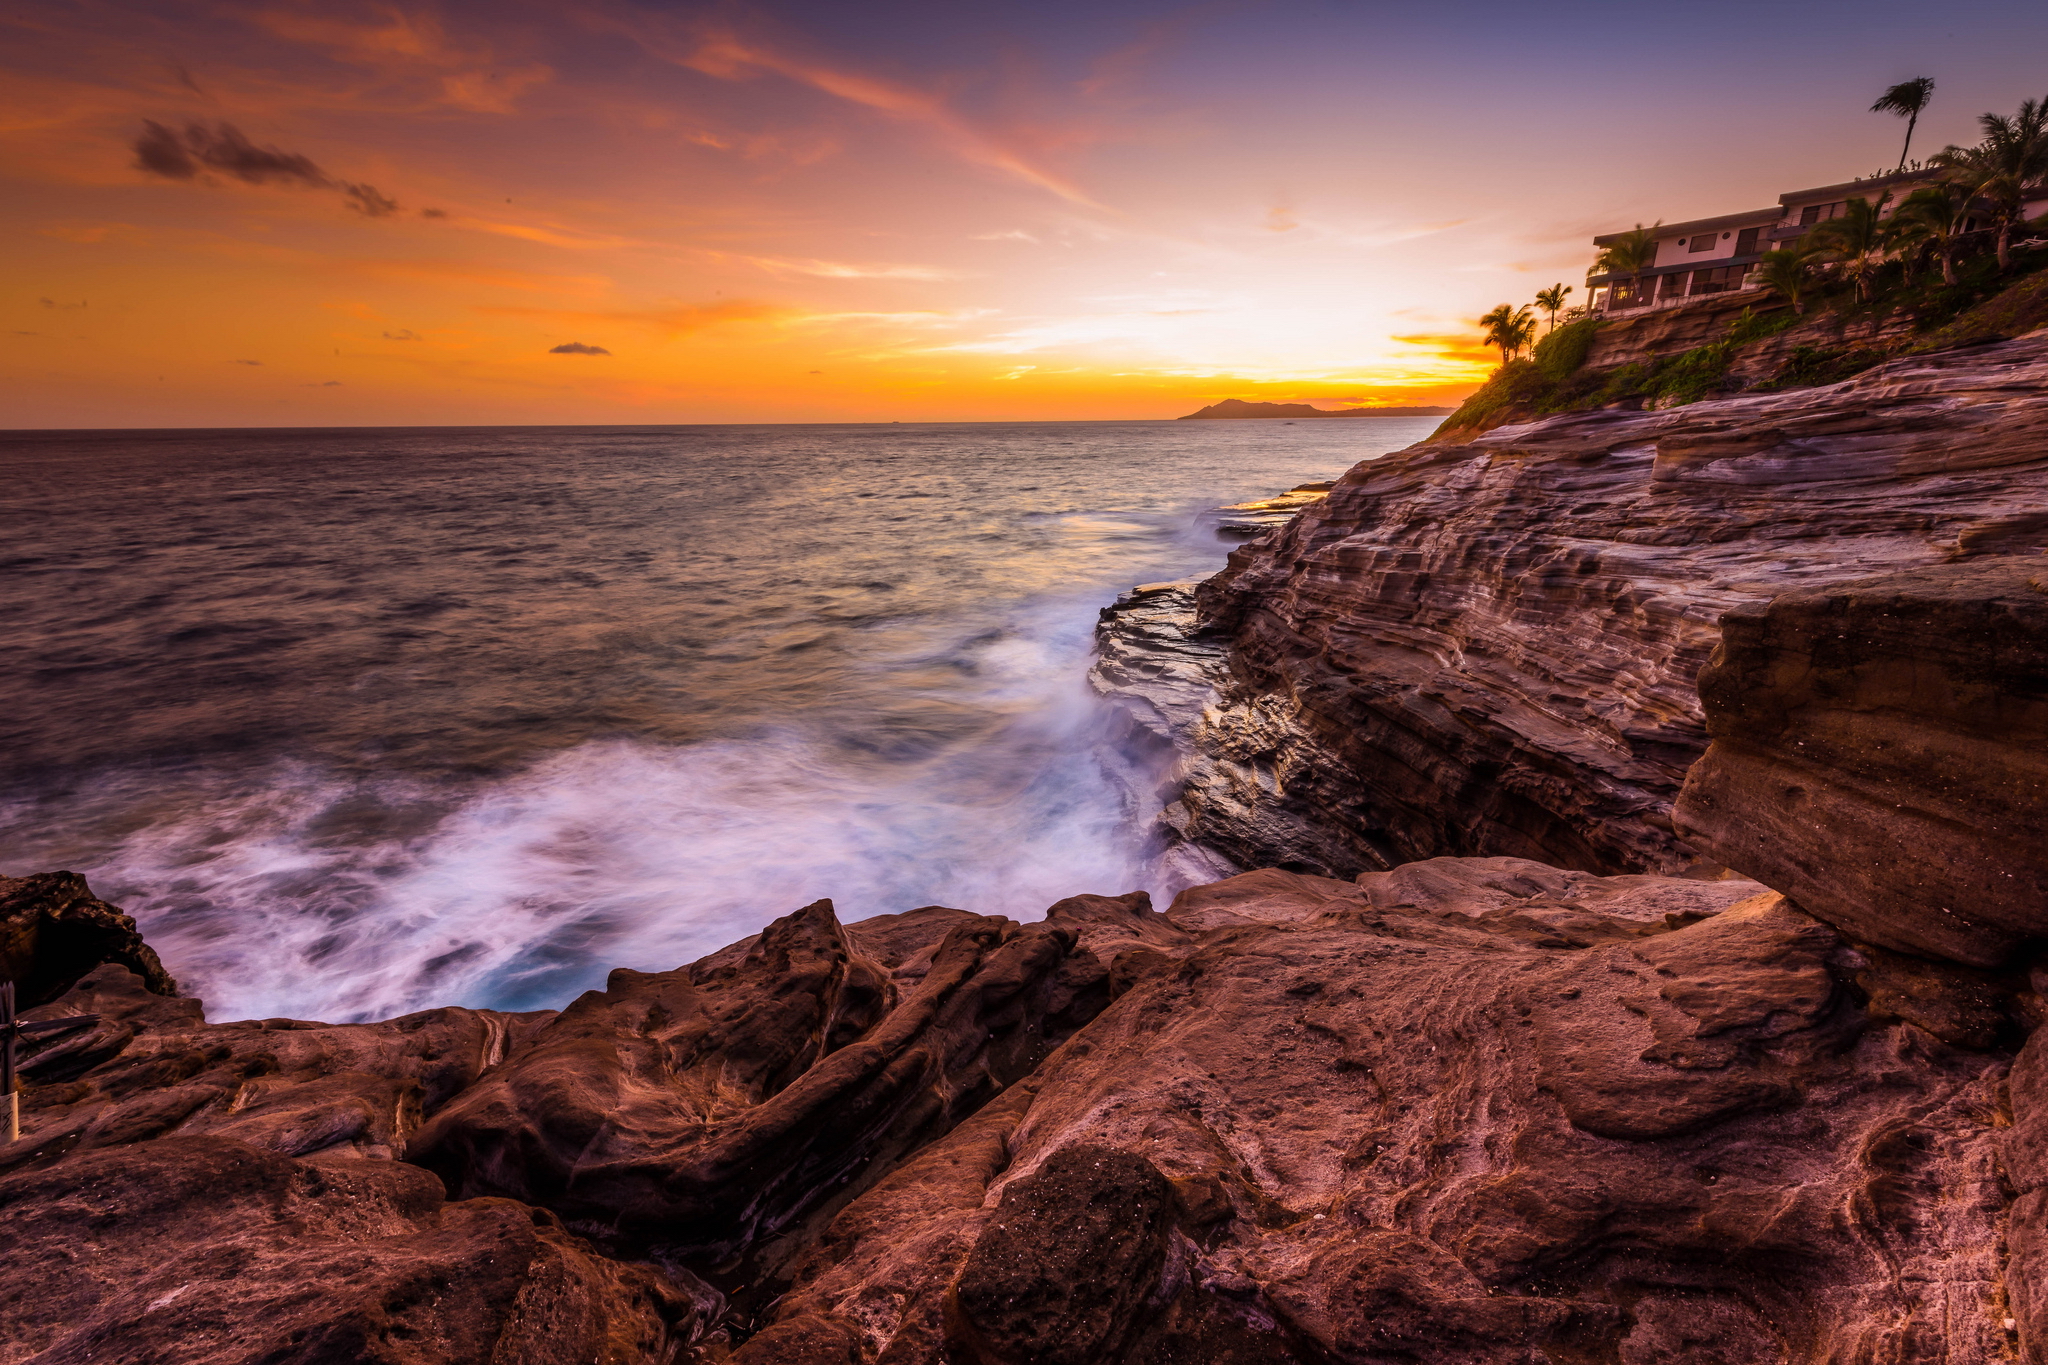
(620, 19, 1109, 210)
(727, 253, 964, 281)
(253, 7, 551, 114)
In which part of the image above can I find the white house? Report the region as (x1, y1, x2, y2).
(1585, 167, 2044, 313)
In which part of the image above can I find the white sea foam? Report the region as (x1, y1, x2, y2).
(65, 600, 1163, 1022)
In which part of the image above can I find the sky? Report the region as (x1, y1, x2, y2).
(6, 0, 2048, 426)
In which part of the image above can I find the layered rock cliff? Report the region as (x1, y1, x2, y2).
(1095, 332, 2048, 884)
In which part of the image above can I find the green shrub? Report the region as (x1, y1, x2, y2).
(1532, 317, 1601, 381)
(1754, 345, 1888, 390)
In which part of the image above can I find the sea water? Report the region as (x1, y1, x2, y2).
(0, 418, 1436, 1020)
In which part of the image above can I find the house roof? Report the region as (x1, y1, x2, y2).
(1778, 169, 1938, 206)
(1592, 207, 1779, 246)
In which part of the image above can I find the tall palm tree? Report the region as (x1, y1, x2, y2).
(1933, 97, 2048, 269)
(1533, 284, 1573, 332)
(1479, 304, 1538, 365)
(1872, 77, 1935, 172)
(1889, 182, 1972, 284)
(1591, 223, 1660, 310)
(1806, 194, 1894, 301)
(1755, 238, 1825, 315)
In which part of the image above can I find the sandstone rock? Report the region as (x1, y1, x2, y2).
(408, 898, 1108, 1261)
(0, 870, 176, 1006)
(0, 947, 701, 1365)
(1132, 334, 2048, 882)
(729, 866, 2017, 1362)
(1675, 557, 2048, 967)
(0, 1136, 697, 1364)
(2, 858, 2036, 1362)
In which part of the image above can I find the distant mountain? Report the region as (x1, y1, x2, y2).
(1178, 399, 1453, 419)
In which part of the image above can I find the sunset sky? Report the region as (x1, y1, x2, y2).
(6, 0, 2048, 426)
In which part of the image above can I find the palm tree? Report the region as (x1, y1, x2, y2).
(1533, 284, 1573, 332)
(1889, 182, 1971, 284)
(1806, 194, 1894, 301)
(1933, 97, 2048, 269)
(1591, 223, 1660, 310)
(1755, 238, 1825, 315)
(1479, 304, 1538, 365)
(1872, 78, 1935, 173)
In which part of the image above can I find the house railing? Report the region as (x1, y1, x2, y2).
(1601, 275, 1765, 315)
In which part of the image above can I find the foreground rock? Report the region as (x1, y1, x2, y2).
(1116, 334, 2048, 881)
(4, 845, 2038, 1363)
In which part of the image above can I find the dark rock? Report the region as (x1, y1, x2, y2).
(0, 871, 176, 1006)
(946, 1144, 1176, 1365)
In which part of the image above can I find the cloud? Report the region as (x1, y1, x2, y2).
(382, 329, 420, 340)
(134, 120, 325, 186)
(420, 208, 448, 218)
(304, 380, 342, 386)
(254, 9, 551, 114)
(548, 341, 611, 355)
(625, 21, 1106, 210)
(343, 183, 401, 217)
(233, 359, 262, 365)
(39, 298, 86, 309)
(972, 230, 1038, 242)
(131, 121, 401, 218)
(1388, 332, 1501, 368)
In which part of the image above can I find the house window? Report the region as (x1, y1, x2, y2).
(1735, 226, 1762, 255)
(1688, 233, 1717, 252)
(1660, 272, 1689, 299)
(1798, 202, 1845, 226)
(1689, 266, 1746, 295)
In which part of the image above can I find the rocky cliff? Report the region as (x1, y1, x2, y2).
(5, 338, 2048, 1363)
(1094, 332, 2048, 884)
(3, 594, 2044, 1365)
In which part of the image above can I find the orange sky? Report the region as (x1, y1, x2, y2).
(6, 0, 2047, 426)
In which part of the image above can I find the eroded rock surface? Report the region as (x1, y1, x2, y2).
(720, 864, 2019, 1364)
(0, 842, 2037, 1364)
(1676, 557, 2048, 968)
(1140, 334, 2048, 880)
(409, 898, 1107, 1261)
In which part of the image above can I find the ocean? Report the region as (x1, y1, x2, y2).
(1, 418, 1436, 1021)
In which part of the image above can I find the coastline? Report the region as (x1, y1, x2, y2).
(4, 337, 2047, 1361)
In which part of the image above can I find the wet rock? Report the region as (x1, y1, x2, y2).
(1176, 334, 2048, 880)
(408, 898, 1109, 1260)
(1675, 557, 2048, 968)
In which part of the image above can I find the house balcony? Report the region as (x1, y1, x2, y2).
(1589, 259, 1766, 314)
